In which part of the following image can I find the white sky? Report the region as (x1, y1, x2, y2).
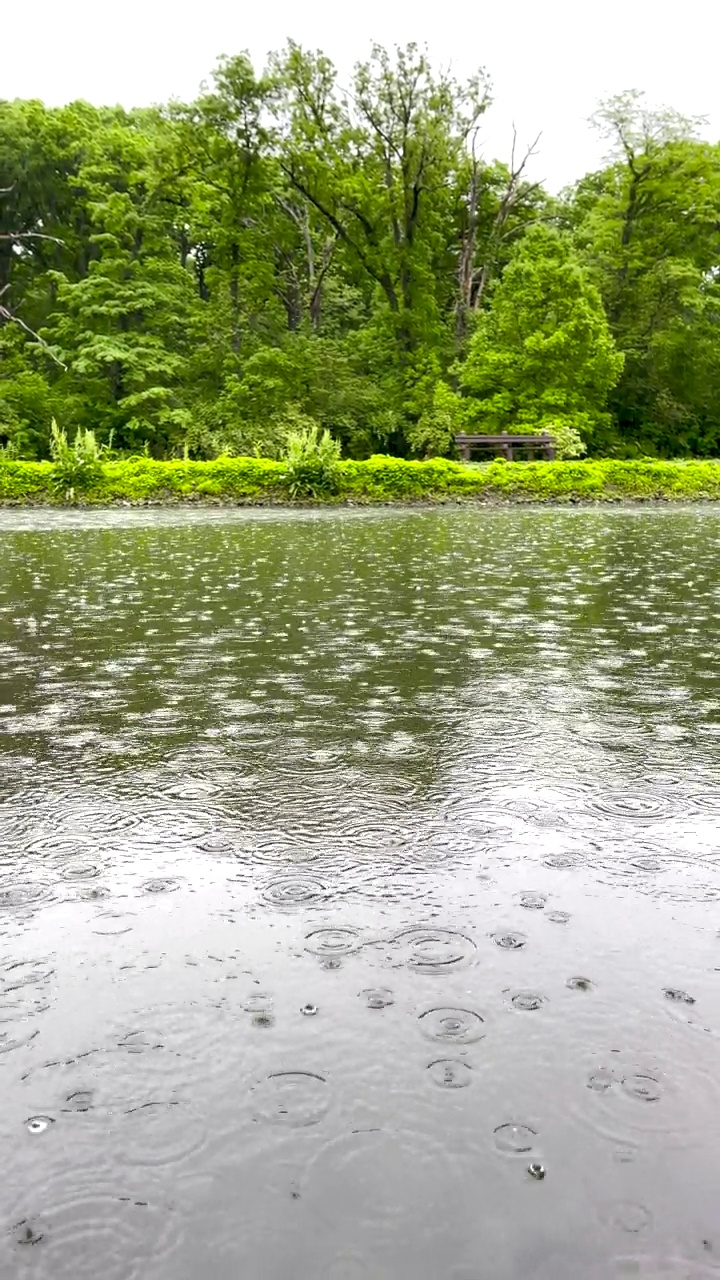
(3, 0, 719, 190)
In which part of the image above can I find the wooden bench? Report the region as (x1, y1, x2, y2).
(455, 432, 556, 462)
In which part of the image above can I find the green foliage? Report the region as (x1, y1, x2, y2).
(3, 454, 720, 505)
(49, 420, 106, 496)
(2, 74, 719, 462)
(407, 383, 464, 458)
(460, 227, 624, 454)
(570, 94, 720, 454)
(282, 421, 342, 497)
(0, 369, 72, 458)
(537, 417, 587, 460)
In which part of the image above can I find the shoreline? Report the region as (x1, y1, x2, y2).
(2, 493, 720, 510)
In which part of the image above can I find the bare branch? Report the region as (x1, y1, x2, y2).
(0, 305, 67, 368)
(0, 185, 67, 364)
(469, 128, 545, 312)
(0, 231, 65, 246)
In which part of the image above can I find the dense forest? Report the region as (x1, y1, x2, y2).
(2, 44, 720, 461)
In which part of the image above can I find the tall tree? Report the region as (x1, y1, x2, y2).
(569, 92, 720, 453)
(460, 226, 624, 455)
(454, 131, 546, 345)
(39, 110, 205, 452)
(274, 43, 489, 387)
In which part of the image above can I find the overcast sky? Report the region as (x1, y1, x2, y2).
(4, 0, 719, 190)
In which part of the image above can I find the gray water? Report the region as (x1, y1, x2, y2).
(1, 505, 719, 1280)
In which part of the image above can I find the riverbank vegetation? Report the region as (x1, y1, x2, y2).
(3, 455, 720, 505)
(2, 48, 720, 463)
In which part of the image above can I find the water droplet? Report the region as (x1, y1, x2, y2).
(494, 1123, 538, 1154)
(305, 927, 362, 958)
(63, 1091, 94, 1112)
(244, 993, 273, 1014)
(492, 931, 526, 950)
(118, 1029, 164, 1053)
(13, 1218, 44, 1246)
(587, 793, 675, 823)
(0, 880, 52, 909)
(393, 927, 477, 974)
(567, 976, 594, 991)
(75, 884, 111, 900)
(0, 1027, 40, 1054)
(60, 859, 104, 881)
(427, 1059, 472, 1089)
(360, 987, 394, 1009)
(418, 1006, 485, 1043)
(26, 1115, 54, 1134)
(547, 910, 571, 924)
(92, 911, 133, 935)
(663, 987, 695, 1004)
(631, 856, 662, 872)
(1, 957, 54, 990)
(141, 877, 180, 894)
(511, 992, 545, 1011)
(587, 1067, 615, 1092)
(116, 1099, 206, 1167)
(263, 877, 327, 908)
(196, 833, 235, 856)
(517, 892, 547, 910)
(527, 1162, 546, 1180)
(622, 1073, 662, 1103)
(301, 1003, 318, 1017)
(251, 1070, 330, 1127)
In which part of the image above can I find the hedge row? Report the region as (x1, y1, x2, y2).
(3, 455, 720, 504)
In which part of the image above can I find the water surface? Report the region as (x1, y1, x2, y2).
(1, 506, 719, 1279)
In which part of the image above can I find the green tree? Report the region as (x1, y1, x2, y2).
(454, 133, 550, 346)
(273, 43, 489, 427)
(569, 91, 720, 454)
(460, 226, 624, 455)
(10, 62, 718, 464)
(39, 111, 205, 453)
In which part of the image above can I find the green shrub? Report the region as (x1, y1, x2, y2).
(93, 457, 286, 502)
(0, 460, 55, 501)
(407, 383, 464, 458)
(3, 453, 720, 505)
(282, 423, 342, 498)
(49, 421, 106, 498)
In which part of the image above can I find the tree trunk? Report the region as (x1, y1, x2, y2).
(456, 154, 480, 347)
(230, 242, 241, 357)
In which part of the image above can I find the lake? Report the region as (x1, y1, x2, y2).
(1, 505, 719, 1279)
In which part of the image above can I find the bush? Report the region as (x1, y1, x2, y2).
(0, 371, 69, 459)
(3, 453, 720, 505)
(49, 421, 106, 498)
(282, 422, 342, 498)
(407, 383, 464, 458)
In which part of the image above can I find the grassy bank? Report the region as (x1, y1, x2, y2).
(2, 456, 720, 505)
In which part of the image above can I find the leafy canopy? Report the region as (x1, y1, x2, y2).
(460, 227, 624, 455)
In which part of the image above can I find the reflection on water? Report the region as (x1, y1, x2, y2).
(1, 505, 720, 1279)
